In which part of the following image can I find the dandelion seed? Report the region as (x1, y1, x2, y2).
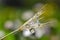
(4, 20, 14, 29)
(21, 10, 34, 20)
(35, 28, 45, 38)
(0, 4, 48, 40)
(13, 19, 23, 30)
(23, 29, 32, 37)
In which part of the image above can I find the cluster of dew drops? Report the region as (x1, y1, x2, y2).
(22, 17, 46, 38)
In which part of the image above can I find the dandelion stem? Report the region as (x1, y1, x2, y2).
(0, 4, 48, 40)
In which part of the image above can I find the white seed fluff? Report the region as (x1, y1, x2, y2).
(33, 3, 43, 11)
(0, 30, 5, 38)
(4, 20, 14, 29)
(29, 20, 40, 28)
(23, 29, 32, 37)
(34, 3, 42, 7)
(22, 10, 34, 20)
(13, 19, 22, 30)
(35, 28, 45, 38)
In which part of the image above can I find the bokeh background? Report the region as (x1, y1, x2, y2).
(0, 0, 60, 40)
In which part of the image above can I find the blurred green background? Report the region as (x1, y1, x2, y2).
(0, 0, 60, 40)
